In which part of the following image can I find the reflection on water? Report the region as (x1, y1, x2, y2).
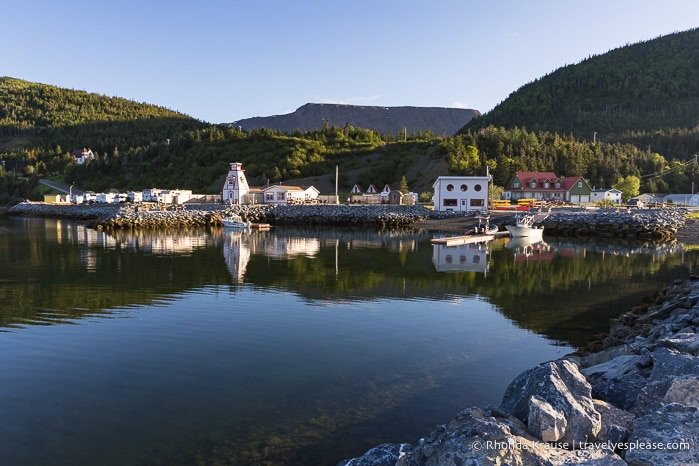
(0, 217, 697, 466)
(432, 241, 490, 273)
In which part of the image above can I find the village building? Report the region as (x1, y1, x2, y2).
(262, 185, 320, 205)
(504, 171, 593, 204)
(590, 188, 622, 205)
(72, 148, 95, 165)
(664, 193, 699, 207)
(432, 176, 489, 212)
(222, 162, 250, 205)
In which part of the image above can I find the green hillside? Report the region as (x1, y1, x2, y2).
(465, 28, 699, 144)
(0, 77, 205, 154)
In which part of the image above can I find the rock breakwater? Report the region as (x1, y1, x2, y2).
(541, 208, 688, 240)
(339, 277, 699, 466)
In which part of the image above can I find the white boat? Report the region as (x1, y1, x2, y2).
(506, 213, 545, 240)
(221, 214, 251, 230)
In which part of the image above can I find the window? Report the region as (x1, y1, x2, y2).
(474, 184, 482, 192)
(513, 182, 520, 188)
(578, 182, 582, 188)
(530, 180, 537, 188)
(277, 192, 286, 200)
(544, 182, 550, 188)
(555, 182, 561, 188)
(446, 184, 454, 191)
(470, 199, 485, 207)
(460, 184, 468, 191)
(265, 193, 274, 201)
(443, 199, 457, 207)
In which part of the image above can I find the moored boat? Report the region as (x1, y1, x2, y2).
(506, 213, 545, 240)
(221, 214, 251, 230)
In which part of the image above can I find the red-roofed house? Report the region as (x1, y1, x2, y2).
(504, 172, 592, 204)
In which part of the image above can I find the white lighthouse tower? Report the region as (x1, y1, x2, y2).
(222, 162, 250, 205)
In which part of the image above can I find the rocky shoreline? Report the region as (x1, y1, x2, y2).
(4, 203, 691, 240)
(339, 276, 699, 466)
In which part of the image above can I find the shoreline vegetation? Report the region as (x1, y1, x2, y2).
(4, 202, 694, 243)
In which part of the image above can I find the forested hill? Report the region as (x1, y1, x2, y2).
(464, 28, 699, 139)
(233, 103, 480, 136)
(0, 77, 205, 155)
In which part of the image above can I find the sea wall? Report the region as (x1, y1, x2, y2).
(339, 277, 699, 466)
(540, 208, 688, 240)
(7, 203, 435, 230)
(6, 203, 688, 239)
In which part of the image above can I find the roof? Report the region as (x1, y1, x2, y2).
(263, 185, 305, 192)
(514, 171, 559, 183)
(561, 176, 586, 190)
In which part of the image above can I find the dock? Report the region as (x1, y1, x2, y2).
(251, 223, 272, 230)
(430, 231, 509, 247)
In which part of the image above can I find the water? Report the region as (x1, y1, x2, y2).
(0, 217, 696, 465)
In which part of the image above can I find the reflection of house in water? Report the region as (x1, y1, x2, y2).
(432, 242, 490, 273)
(507, 238, 554, 262)
(223, 231, 251, 283)
(251, 236, 320, 258)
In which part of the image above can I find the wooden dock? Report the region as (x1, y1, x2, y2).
(430, 231, 508, 247)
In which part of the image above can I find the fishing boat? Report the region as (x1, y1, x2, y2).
(468, 214, 499, 236)
(506, 213, 545, 240)
(221, 214, 251, 230)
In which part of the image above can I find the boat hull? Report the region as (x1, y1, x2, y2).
(506, 225, 544, 240)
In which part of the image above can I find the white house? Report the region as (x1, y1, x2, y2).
(95, 192, 117, 204)
(222, 162, 250, 205)
(128, 191, 143, 202)
(590, 188, 622, 205)
(351, 184, 363, 194)
(664, 194, 699, 207)
(432, 176, 490, 212)
(143, 188, 164, 202)
(262, 185, 319, 204)
(72, 148, 95, 165)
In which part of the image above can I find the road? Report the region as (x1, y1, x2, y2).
(39, 179, 83, 196)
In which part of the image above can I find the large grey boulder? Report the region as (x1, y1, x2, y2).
(625, 403, 699, 466)
(528, 395, 567, 442)
(499, 359, 602, 445)
(634, 347, 699, 416)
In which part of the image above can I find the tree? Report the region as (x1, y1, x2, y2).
(399, 176, 409, 194)
(613, 175, 641, 202)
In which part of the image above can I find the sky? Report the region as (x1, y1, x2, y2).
(4, 0, 698, 124)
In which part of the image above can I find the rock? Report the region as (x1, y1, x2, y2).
(663, 376, 699, 407)
(625, 403, 699, 466)
(593, 399, 635, 446)
(581, 354, 652, 385)
(633, 348, 699, 416)
(592, 373, 649, 411)
(337, 443, 411, 466)
(528, 395, 567, 442)
(499, 359, 602, 446)
(656, 332, 699, 356)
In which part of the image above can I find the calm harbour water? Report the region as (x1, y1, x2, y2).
(0, 216, 696, 465)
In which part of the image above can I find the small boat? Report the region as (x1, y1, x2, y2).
(221, 214, 251, 230)
(506, 213, 545, 240)
(468, 214, 499, 236)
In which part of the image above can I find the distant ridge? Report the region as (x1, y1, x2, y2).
(464, 27, 699, 137)
(233, 103, 480, 135)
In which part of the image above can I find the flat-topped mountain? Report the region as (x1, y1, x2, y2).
(233, 103, 480, 135)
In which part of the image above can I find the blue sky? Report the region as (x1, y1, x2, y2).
(4, 0, 698, 123)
